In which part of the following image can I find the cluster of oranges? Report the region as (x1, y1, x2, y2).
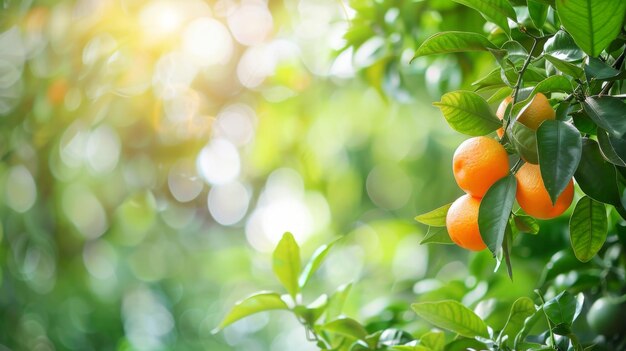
(445, 93, 575, 251)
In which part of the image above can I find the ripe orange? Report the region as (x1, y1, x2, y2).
(453, 136, 509, 198)
(515, 163, 574, 219)
(495, 96, 512, 138)
(446, 194, 486, 251)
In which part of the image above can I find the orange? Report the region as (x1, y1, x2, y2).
(495, 93, 555, 137)
(496, 96, 512, 138)
(515, 163, 574, 219)
(453, 136, 509, 197)
(47, 79, 68, 106)
(446, 194, 487, 251)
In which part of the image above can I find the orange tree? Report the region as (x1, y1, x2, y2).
(217, 1, 626, 350)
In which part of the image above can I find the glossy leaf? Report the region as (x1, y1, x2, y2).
(452, 0, 516, 34)
(597, 128, 626, 167)
(412, 32, 496, 60)
(537, 120, 582, 204)
(513, 214, 540, 234)
(529, 76, 573, 96)
(542, 291, 578, 325)
(214, 292, 288, 331)
(420, 226, 454, 245)
(585, 57, 621, 81)
(543, 30, 584, 62)
(415, 203, 452, 226)
(574, 139, 620, 205)
(433, 91, 501, 136)
(544, 55, 584, 79)
(500, 297, 537, 344)
(556, 0, 626, 57)
(411, 300, 489, 338)
(569, 196, 607, 262)
(322, 317, 368, 341)
(273, 232, 301, 298)
(509, 121, 539, 164)
(299, 238, 339, 288)
(583, 96, 626, 138)
(478, 175, 517, 256)
(528, 0, 549, 29)
(502, 41, 528, 65)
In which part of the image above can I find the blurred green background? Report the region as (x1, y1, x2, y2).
(0, 0, 587, 350)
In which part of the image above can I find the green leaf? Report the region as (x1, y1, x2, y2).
(444, 338, 489, 351)
(323, 317, 368, 341)
(433, 91, 501, 136)
(508, 121, 539, 164)
(420, 330, 445, 351)
(326, 283, 352, 322)
(452, 0, 516, 34)
(478, 175, 517, 256)
(574, 138, 621, 205)
(529, 76, 573, 96)
(544, 55, 584, 78)
(556, 0, 626, 57)
(597, 128, 626, 167)
(502, 223, 514, 279)
(273, 232, 301, 298)
(513, 308, 542, 349)
(582, 96, 626, 138)
(542, 290, 577, 325)
(473, 66, 546, 91)
(502, 41, 528, 65)
(412, 32, 496, 60)
(585, 57, 621, 81)
(569, 196, 608, 262)
(214, 292, 288, 332)
(421, 226, 454, 245)
(513, 214, 540, 234)
(415, 203, 452, 226)
(294, 294, 328, 324)
(536, 120, 582, 204)
(528, 0, 549, 29)
(377, 329, 416, 347)
(488, 87, 513, 104)
(411, 300, 489, 338)
(543, 30, 584, 62)
(500, 297, 537, 344)
(299, 238, 339, 288)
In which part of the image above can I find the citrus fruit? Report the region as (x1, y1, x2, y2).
(446, 194, 487, 251)
(495, 96, 512, 138)
(586, 296, 626, 336)
(516, 93, 555, 130)
(453, 136, 509, 197)
(515, 163, 574, 219)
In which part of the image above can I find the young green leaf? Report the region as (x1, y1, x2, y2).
(574, 139, 621, 205)
(478, 175, 517, 256)
(542, 291, 578, 325)
(543, 30, 584, 62)
(508, 120, 539, 164)
(420, 226, 454, 245)
(499, 297, 537, 344)
(415, 203, 452, 226)
(322, 317, 368, 341)
(299, 238, 339, 288)
(582, 96, 626, 138)
(597, 128, 626, 167)
(214, 292, 288, 332)
(537, 120, 582, 204)
(294, 294, 328, 324)
(420, 330, 445, 351)
(273, 232, 301, 298)
(412, 32, 497, 60)
(411, 300, 489, 338)
(326, 283, 352, 322)
(544, 55, 584, 79)
(569, 196, 607, 262)
(452, 0, 516, 34)
(556, 0, 626, 57)
(433, 91, 501, 136)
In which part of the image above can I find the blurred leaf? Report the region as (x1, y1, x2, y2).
(556, 0, 626, 57)
(500, 297, 536, 345)
(273, 232, 301, 298)
(415, 203, 452, 226)
(433, 91, 501, 136)
(574, 139, 621, 205)
(294, 294, 328, 325)
(421, 226, 454, 245)
(536, 120, 581, 204)
(377, 329, 416, 347)
(597, 128, 626, 167)
(585, 57, 621, 81)
(542, 290, 577, 325)
(443, 338, 489, 351)
(543, 30, 584, 62)
(411, 300, 489, 338)
(527, 0, 549, 29)
(513, 307, 543, 348)
(412, 31, 496, 60)
(478, 175, 517, 256)
(508, 119, 539, 164)
(582, 96, 626, 138)
(299, 238, 339, 288)
(323, 317, 368, 341)
(214, 292, 288, 332)
(569, 196, 607, 262)
(326, 283, 352, 322)
(420, 330, 445, 351)
(452, 0, 516, 34)
(544, 55, 584, 78)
